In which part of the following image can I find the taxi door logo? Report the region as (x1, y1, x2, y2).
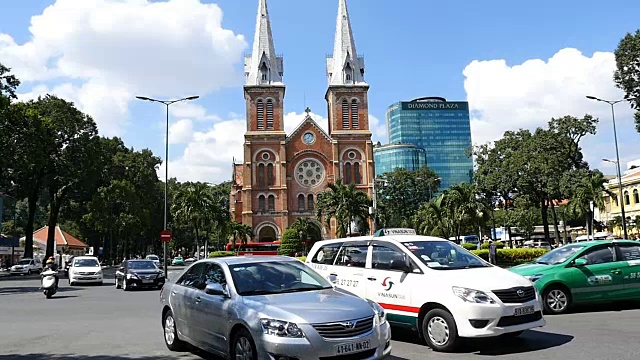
(381, 277, 394, 291)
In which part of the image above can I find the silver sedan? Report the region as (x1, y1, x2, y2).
(159, 256, 391, 360)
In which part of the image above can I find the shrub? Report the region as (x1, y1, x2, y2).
(480, 241, 505, 250)
(296, 256, 307, 262)
(208, 251, 236, 258)
(461, 243, 478, 250)
(471, 248, 546, 266)
(279, 228, 303, 256)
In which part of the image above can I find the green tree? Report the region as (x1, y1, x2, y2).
(229, 221, 253, 250)
(315, 179, 371, 237)
(172, 182, 216, 259)
(614, 29, 640, 133)
(376, 166, 440, 228)
(278, 228, 303, 256)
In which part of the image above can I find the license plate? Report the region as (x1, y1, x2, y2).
(142, 279, 153, 283)
(514, 305, 535, 316)
(335, 340, 370, 355)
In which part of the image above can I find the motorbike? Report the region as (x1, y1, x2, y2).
(41, 269, 58, 299)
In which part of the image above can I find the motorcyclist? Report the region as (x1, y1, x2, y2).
(42, 257, 59, 288)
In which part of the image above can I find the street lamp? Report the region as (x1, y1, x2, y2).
(370, 177, 388, 234)
(603, 158, 628, 238)
(135, 95, 199, 277)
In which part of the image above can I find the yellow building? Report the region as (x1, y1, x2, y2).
(599, 161, 640, 239)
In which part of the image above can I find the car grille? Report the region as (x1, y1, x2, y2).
(319, 349, 376, 360)
(497, 311, 543, 327)
(79, 272, 98, 276)
(492, 286, 536, 303)
(136, 274, 157, 280)
(311, 316, 374, 339)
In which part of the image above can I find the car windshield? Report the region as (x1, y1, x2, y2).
(129, 261, 157, 270)
(229, 261, 333, 296)
(73, 258, 99, 267)
(402, 241, 489, 270)
(17, 259, 31, 265)
(535, 244, 586, 265)
(146, 256, 159, 260)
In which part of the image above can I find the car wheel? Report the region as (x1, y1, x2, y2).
(543, 286, 571, 314)
(231, 328, 257, 360)
(27, 269, 32, 275)
(422, 308, 459, 352)
(163, 310, 185, 351)
(115, 278, 121, 289)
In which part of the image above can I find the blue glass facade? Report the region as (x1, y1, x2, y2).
(373, 143, 427, 177)
(385, 98, 473, 190)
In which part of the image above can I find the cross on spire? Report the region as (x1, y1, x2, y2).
(305, 107, 311, 115)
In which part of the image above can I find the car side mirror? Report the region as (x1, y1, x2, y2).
(573, 258, 588, 267)
(205, 283, 229, 297)
(390, 258, 411, 272)
(327, 274, 338, 283)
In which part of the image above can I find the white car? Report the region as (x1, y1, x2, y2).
(10, 258, 43, 275)
(145, 254, 160, 267)
(68, 256, 103, 285)
(306, 228, 546, 352)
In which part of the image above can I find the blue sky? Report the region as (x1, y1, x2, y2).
(1, 0, 639, 183)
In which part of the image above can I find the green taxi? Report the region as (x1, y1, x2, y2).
(510, 240, 640, 314)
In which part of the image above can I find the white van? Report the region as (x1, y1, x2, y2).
(306, 229, 545, 352)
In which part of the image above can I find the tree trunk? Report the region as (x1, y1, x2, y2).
(541, 199, 551, 242)
(549, 203, 561, 246)
(23, 186, 40, 259)
(45, 190, 63, 262)
(194, 225, 199, 260)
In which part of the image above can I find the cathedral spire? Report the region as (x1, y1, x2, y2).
(326, 0, 365, 86)
(244, 0, 283, 86)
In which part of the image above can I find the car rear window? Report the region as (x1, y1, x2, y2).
(311, 243, 342, 265)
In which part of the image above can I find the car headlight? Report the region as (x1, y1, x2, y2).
(452, 286, 495, 304)
(260, 319, 304, 338)
(126, 273, 138, 279)
(366, 299, 387, 323)
(524, 274, 543, 282)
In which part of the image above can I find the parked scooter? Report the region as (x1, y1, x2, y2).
(41, 269, 58, 299)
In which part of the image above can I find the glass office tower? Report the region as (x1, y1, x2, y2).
(385, 97, 473, 190)
(373, 143, 427, 177)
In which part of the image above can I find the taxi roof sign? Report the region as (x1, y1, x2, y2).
(374, 228, 417, 236)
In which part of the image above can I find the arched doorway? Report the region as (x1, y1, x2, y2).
(258, 225, 277, 242)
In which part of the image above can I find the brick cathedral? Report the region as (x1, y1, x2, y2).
(230, 0, 374, 242)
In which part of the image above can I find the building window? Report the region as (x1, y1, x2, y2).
(258, 163, 265, 187)
(613, 196, 618, 207)
(624, 191, 630, 205)
(344, 163, 352, 184)
(298, 194, 305, 211)
(258, 195, 266, 212)
(354, 162, 361, 184)
(256, 100, 264, 130)
(634, 189, 639, 204)
(266, 99, 274, 129)
(307, 194, 314, 211)
(260, 62, 268, 83)
(342, 100, 350, 129)
(268, 195, 275, 211)
(345, 63, 353, 84)
(267, 163, 274, 186)
(351, 100, 359, 129)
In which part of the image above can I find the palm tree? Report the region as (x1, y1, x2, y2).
(567, 170, 608, 238)
(315, 179, 371, 237)
(171, 182, 215, 259)
(229, 221, 253, 251)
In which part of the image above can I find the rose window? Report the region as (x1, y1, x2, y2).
(295, 159, 325, 188)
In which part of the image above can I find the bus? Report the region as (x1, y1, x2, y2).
(225, 241, 281, 255)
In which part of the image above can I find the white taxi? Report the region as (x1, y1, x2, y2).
(306, 229, 546, 352)
(68, 256, 103, 285)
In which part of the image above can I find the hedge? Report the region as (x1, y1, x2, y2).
(461, 243, 478, 250)
(208, 251, 237, 258)
(471, 248, 547, 266)
(480, 241, 505, 250)
(296, 256, 307, 262)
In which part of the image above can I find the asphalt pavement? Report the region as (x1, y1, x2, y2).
(1, 267, 639, 360)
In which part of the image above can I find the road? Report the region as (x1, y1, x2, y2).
(1, 268, 639, 360)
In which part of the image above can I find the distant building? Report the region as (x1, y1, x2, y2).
(596, 160, 640, 239)
(373, 142, 427, 176)
(383, 96, 473, 190)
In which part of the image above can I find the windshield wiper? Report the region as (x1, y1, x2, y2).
(240, 290, 274, 296)
(276, 286, 328, 294)
(535, 261, 549, 264)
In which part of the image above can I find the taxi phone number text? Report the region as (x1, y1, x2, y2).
(337, 279, 359, 287)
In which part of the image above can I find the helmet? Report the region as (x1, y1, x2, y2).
(46, 258, 54, 264)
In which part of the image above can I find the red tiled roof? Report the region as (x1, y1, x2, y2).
(32, 226, 88, 248)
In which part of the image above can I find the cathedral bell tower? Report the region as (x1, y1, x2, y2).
(241, 0, 289, 235)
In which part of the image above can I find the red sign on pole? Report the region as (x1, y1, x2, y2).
(160, 230, 172, 243)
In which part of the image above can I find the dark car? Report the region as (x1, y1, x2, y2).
(115, 260, 165, 291)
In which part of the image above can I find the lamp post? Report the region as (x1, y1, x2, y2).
(135, 95, 199, 278)
(586, 96, 629, 239)
(603, 158, 628, 239)
(370, 177, 388, 234)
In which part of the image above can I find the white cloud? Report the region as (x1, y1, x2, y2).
(169, 119, 194, 144)
(284, 111, 328, 134)
(2, 0, 247, 136)
(464, 48, 639, 173)
(368, 114, 387, 143)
